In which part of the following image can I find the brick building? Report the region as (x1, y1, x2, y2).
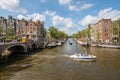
(0, 16, 46, 42)
(23, 20, 46, 41)
(16, 19, 27, 39)
(93, 19, 112, 43)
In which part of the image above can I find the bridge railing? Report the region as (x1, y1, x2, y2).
(0, 42, 22, 45)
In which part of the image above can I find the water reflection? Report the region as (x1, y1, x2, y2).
(0, 38, 120, 80)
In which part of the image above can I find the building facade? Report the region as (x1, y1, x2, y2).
(93, 19, 112, 43)
(23, 20, 46, 41)
(0, 16, 46, 42)
(16, 19, 27, 39)
(0, 17, 7, 39)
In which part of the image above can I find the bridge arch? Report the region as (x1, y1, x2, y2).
(1, 44, 27, 56)
(32, 43, 38, 50)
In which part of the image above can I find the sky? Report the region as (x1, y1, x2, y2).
(0, 0, 120, 35)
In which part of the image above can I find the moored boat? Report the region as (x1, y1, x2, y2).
(57, 42, 62, 46)
(91, 44, 97, 47)
(97, 44, 120, 49)
(77, 40, 89, 47)
(47, 42, 57, 48)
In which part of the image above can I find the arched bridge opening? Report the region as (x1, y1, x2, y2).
(32, 43, 38, 50)
(2, 44, 28, 56)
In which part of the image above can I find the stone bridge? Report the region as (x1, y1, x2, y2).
(0, 41, 47, 60)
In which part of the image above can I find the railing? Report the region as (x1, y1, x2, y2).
(0, 42, 21, 45)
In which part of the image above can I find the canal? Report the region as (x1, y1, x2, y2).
(0, 38, 120, 80)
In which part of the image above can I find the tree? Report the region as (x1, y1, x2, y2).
(48, 26, 59, 39)
(57, 31, 68, 39)
(87, 24, 92, 39)
(0, 26, 2, 35)
(111, 18, 120, 44)
(6, 27, 15, 40)
(81, 29, 87, 38)
(72, 31, 82, 39)
(48, 26, 68, 39)
(97, 27, 100, 43)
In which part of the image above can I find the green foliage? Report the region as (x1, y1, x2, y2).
(57, 31, 68, 38)
(0, 26, 2, 34)
(111, 18, 120, 41)
(87, 24, 92, 39)
(48, 26, 58, 38)
(72, 24, 92, 40)
(6, 27, 15, 39)
(72, 31, 82, 39)
(47, 26, 68, 39)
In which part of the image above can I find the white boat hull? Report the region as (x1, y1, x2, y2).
(70, 54, 96, 60)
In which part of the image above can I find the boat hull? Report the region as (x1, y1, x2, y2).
(70, 54, 96, 61)
(97, 44, 120, 49)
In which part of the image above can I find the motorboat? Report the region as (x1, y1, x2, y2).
(47, 42, 57, 48)
(70, 53, 96, 60)
(69, 42, 72, 45)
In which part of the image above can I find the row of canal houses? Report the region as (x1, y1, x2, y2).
(0, 16, 46, 42)
(78, 18, 120, 48)
(79, 18, 120, 46)
(82, 18, 119, 44)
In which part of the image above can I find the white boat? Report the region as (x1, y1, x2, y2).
(77, 41, 89, 47)
(57, 42, 62, 46)
(70, 53, 96, 60)
(97, 44, 120, 49)
(47, 42, 57, 48)
(91, 44, 97, 47)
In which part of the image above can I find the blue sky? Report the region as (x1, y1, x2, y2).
(0, 0, 120, 35)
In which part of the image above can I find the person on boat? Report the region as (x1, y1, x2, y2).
(74, 53, 77, 55)
(75, 52, 80, 57)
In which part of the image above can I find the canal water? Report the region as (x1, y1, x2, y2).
(0, 38, 120, 80)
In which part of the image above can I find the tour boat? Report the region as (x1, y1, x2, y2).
(70, 53, 96, 60)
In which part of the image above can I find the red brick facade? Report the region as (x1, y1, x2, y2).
(93, 19, 112, 43)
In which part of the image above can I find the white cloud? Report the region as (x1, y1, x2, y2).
(98, 8, 120, 20)
(58, 0, 93, 12)
(69, 5, 79, 11)
(59, 0, 72, 5)
(43, 10, 76, 34)
(17, 14, 25, 20)
(69, 3, 93, 11)
(52, 15, 74, 28)
(17, 13, 45, 21)
(80, 8, 120, 26)
(0, 0, 27, 14)
(80, 15, 98, 26)
(52, 15, 75, 34)
(80, 3, 93, 10)
(44, 10, 56, 16)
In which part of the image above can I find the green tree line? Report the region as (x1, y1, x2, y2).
(72, 24, 92, 40)
(47, 26, 68, 39)
(110, 18, 120, 43)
